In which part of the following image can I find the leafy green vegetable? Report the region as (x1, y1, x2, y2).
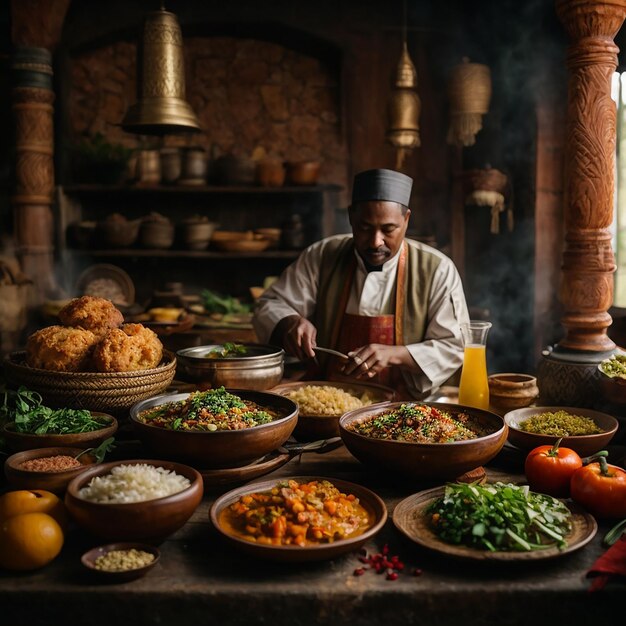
(426, 482, 572, 552)
(206, 343, 247, 358)
(200, 289, 250, 315)
(2, 387, 110, 435)
(75, 437, 116, 463)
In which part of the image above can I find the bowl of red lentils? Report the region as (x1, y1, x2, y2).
(4, 446, 99, 493)
(81, 542, 160, 582)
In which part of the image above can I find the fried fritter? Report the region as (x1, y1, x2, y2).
(92, 323, 163, 372)
(58, 295, 124, 338)
(26, 325, 100, 372)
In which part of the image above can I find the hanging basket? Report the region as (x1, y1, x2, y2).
(447, 58, 492, 147)
(463, 168, 511, 234)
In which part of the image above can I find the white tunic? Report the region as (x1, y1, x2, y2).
(253, 235, 470, 397)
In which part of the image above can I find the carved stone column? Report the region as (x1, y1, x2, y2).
(538, 0, 626, 406)
(11, 47, 57, 301)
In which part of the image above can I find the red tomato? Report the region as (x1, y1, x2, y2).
(570, 457, 626, 519)
(524, 440, 582, 497)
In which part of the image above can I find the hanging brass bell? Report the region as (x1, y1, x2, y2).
(122, 8, 200, 135)
(386, 43, 420, 168)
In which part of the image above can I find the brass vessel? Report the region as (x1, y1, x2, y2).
(122, 8, 200, 135)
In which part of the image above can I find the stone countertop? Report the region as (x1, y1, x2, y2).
(0, 444, 623, 626)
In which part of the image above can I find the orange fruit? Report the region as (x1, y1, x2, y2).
(0, 490, 68, 529)
(0, 512, 64, 570)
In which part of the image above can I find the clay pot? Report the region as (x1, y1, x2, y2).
(487, 373, 539, 412)
(180, 147, 207, 183)
(285, 160, 321, 186)
(139, 213, 175, 249)
(98, 214, 140, 248)
(180, 217, 217, 251)
(256, 160, 286, 187)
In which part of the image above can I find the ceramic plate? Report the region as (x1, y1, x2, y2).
(393, 485, 597, 561)
(210, 475, 387, 561)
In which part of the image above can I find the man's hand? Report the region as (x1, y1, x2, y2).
(341, 344, 413, 379)
(272, 314, 317, 361)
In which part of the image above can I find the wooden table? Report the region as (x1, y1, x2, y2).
(0, 442, 623, 626)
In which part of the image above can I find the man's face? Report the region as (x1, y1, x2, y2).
(349, 201, 410, 267)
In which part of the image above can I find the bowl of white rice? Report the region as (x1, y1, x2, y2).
(65, 459, 203, 541)
(270, 381, 395, 440)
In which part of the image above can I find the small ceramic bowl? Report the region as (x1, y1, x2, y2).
(504, 406, 619, 456)
(488, 373, 539, 412)
(4, 446, 99, 493)
(81, 542, 160, 583)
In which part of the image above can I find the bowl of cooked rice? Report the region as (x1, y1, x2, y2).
(64, 459, 203, 541)
(503, 406, 618, 456)
(270, 381, 395, 440)
(129, 387, 299, 468)
(339, 401, 507, 482)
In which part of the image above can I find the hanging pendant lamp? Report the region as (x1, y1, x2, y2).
(386, 41, 421, 169)
(122, 6, 200, 135)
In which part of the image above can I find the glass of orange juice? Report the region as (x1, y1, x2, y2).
(458, 321, 492, 410)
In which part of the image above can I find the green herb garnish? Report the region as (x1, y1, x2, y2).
(2, 387, 110, 435)
(427, 482, 572, 552)
(206, 343, 247, 359)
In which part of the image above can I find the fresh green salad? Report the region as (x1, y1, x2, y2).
(426, 482, 572, 552)
(1, 386, 110, 435)
(200, 289, 251, 315)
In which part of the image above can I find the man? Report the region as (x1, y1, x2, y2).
(253, 168, 469, 398)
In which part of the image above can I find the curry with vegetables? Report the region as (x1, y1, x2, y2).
(220, 479, 371, 547)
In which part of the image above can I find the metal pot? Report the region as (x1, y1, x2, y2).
(176, 344, 284, 390)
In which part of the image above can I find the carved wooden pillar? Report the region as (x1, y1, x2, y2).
(538, 0, 626, 407)
(11, 47, 57, 301)
(10, 0, 71, 304)
(556, 0, 626, 352)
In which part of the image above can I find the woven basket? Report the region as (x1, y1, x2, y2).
(3, 351, 176, 417)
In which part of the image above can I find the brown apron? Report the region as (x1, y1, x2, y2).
(323, 243, 409, 394)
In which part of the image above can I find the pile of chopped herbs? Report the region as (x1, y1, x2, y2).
(426, 482, 572, 552)
(137, 386, 276, 432)
(349, 403, 478, 443)
(206, 342, 247, 359)
(200, 289, 251, 315)
(1, 386, 110, 434)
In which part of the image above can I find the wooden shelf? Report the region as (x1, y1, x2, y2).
(69, 248, 302, 259)
(62, 183, 343, 196)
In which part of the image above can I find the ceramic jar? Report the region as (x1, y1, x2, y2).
(180, 147, 207, 184)
(180, 216, 217, 251)
(136, 150, 161, 185)
(256, 159, 286, 187)
(487, 373, 539, 412)
(160, 148, 181, 184)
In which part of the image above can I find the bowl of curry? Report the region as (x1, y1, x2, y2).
(339, 401, 507, 482)
(129, 387, 298, 468)
(210, 476, 387, 561)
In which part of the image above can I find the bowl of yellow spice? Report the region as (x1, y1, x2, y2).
(81, 542, 160, 582)
(503, 406, 618, 456)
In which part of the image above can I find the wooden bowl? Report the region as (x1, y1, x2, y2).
(65, 459, 203, 542)
(270, 380, 395, 440)
(210, 475, 387, 562)
(503, 406, 619, 456)
(2, 413, 118, 453)
(212, 237, 270, 253)
(129, 390, 298, 468)
(81, 542, 160, 582)
(4, 446, 99, 493)
(3, 351, 177, 417)
(597, 361, 626, 407)
(488, 373, 539, 412)
(339, 402, 507, 482)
